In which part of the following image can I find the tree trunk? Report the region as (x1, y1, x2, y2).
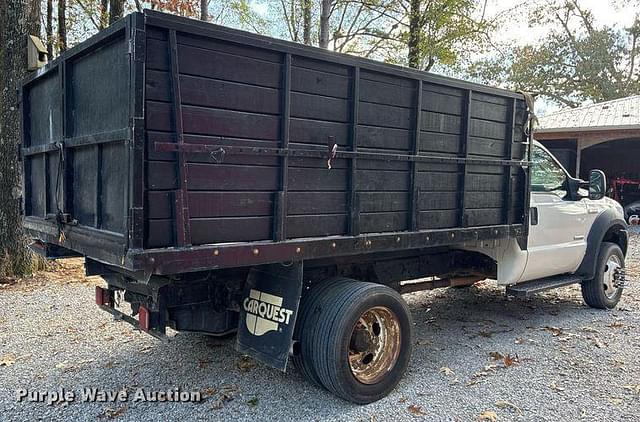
(407, 0, 422, 69)
(109, 0, 124, 24)
(319, 0, 331, 49)
(58, 0, 66, 52)
(200, 0, 209, 21)
(100, 0, 109, 29)
(46, 0, 53, 57)
(302, 0, 312, 45)
(0, 0, 40, 277)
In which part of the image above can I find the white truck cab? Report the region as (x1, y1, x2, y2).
(473, 141, 628, 309)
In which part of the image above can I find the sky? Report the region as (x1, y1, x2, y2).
(247, 0, 637, 115)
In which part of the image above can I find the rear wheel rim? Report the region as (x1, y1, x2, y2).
(348, 306, 401, 385)
(603, 254, 622, 299)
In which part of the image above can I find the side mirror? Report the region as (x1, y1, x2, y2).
(589, 170, 606, 200)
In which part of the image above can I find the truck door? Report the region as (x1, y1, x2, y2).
(520, 144, 589, 282)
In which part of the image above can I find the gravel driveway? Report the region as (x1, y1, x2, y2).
(2, 233, 640, 421)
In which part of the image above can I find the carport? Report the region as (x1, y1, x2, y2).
(536, 96, 640, 207)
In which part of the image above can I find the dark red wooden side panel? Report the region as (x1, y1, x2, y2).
(143, 21, 528, 249)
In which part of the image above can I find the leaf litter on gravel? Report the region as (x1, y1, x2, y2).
(407, 404, 427, 417)
(467, 353, 520, 385)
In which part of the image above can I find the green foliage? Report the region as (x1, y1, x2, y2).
(469, 0, 640, 107)
(388, 0, 494, 71)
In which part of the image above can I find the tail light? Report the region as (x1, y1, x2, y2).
(95, 286, 110, 306)
(138, 306, 150, 332)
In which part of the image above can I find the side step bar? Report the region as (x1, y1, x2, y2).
(506, 275, 582, 298)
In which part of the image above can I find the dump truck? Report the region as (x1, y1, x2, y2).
(21, 10, 628, 404)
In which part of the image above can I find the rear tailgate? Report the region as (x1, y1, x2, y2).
(21, 18, 139, 265)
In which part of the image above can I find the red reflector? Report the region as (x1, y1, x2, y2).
(95, 286, 109, 306)
(139, 306, 150, 332)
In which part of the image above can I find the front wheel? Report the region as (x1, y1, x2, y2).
(581, 242, 625, 309)
(295, 279, 413, 404)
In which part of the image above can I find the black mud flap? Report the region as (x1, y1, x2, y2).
(236, 262, 303, 371)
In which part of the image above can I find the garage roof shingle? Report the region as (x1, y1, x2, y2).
(537, 95, 640, 132)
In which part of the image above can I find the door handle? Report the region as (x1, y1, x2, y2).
(530, 207, 538, 225)
(587, 207, 599, 214)
(574, 235, 585, 240)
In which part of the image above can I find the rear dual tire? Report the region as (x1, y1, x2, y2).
(293, 278, 413, 404)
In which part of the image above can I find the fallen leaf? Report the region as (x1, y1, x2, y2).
(236, 355, 256, 372)
(608, 321, 624, 329)
(212, 385, 239, 410)
(623, 384, 640, 394)
(408, 404, 427, 416)
(200, 387, 217, 398)
(495, 400, 522, 415)
(543, 326, 564, 336)
(489, 352, 504, 361)
(581, 326, 598, 333)
(398, 397, 408, 403)
(503, 354, 519, 367)
(99, 405, 127, 419)
(198, 360, 210, 369)
(477, 410, 498, 421)
(609, 398, 623, 405)
(0, 354, 16, 367)
(588, 336, 606, 348)
(247, 397, 259, 407)
(439, 367, 455, 376)
(550, 381, 565, 392)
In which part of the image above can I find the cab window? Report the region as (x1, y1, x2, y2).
(531, 145, 567, 194)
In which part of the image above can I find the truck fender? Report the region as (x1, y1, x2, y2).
(236, 262, 304, 371)
(576, 208, 628, 280)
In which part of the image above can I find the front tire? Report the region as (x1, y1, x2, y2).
(296, 279, 413, 404)
(581, 242, 625, 309)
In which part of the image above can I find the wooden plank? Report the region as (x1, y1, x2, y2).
(182, 74, 280, 115)
(289, 118, 349, 145)
(355, 169, 409, 192)
(466, 208, 502, 227)
(358, 126, 411, 151)
(288, 167, 348, 191)
(177, 32, 282, 63)
(360, 211, 408, 233)
(415, 172, 460, 192)
(290, 91, 349, 123)
(359, 78, 414, 108)
(419, 131, 460, 155)
(148, 191, 274, 219)
(177, 43, 281, 88)
(359, 102, 412, 129)
(418, 210, 458, 229)
(470, 118, 507, 141)
(291, 65, 350, 98)
(359, 192, 409, 212)
(147, 161, 280, 191)
(470, 98, 508, 123)
(286, 214, 348, 238)
(421, 111, 462, 134)
(422, 89, 463, 115)
(169, 30, 191, 246)
(287, 192, 348, 215)
(191, 217, 273, 244)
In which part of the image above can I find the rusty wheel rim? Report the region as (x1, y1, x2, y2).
(348, 306, 401, 385)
